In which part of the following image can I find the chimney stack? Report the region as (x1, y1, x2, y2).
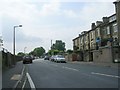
(96, 21, 103, 26)
(102, 17, 109, 23)
(91, 23, 96, 29)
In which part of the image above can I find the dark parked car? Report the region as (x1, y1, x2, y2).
(44, 56, 50, 60)
(23, 55, 33, 64)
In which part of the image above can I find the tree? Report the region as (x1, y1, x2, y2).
(17, 52, 25, 57)
(48, 49, 59, 55)
(29, 51, 34, 56)
(31, 47, 45, 57)
(51, 40, 66, 52)
(66, 49, 73, 54)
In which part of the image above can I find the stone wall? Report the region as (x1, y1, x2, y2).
(65, 54, 72, 61)
(2, 51, 22, 69)
(93, 47, 113, 63)
(83, 51, 90, 62)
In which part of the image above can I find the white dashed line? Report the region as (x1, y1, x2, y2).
(91, 72, 120, 78)
(26, 72, 36, 90)
(62, 66, 79, 71)
(50, 64, 58, 67)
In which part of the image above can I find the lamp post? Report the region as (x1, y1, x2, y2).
(13, 25, 22, 65)
(24, 47, 27, 55)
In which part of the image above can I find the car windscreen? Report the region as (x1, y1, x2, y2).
(57, 55, 64, 58)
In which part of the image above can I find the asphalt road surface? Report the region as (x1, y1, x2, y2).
(21, 58, 119, 89)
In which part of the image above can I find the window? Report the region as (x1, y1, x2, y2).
(102, 27, 106, 35)
(91, 32, 94, 39)
(109, 15, 116, 22)
(97, 28, 100, 36)
(107, 26, 110, 34)
(81, 37, 83, 43)
(113, 23, 118, 32)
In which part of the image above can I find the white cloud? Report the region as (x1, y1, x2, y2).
(63, 10, 78, 18)
(40, 0, 61, 16)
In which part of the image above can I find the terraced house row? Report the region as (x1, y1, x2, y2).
(73, 0, 120, 63)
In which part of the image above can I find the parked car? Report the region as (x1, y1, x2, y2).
(23, 55, 33, 64)
(50, 55, 56, 61)
(54, 55, 66, 63)
(44, 56, 50, 60)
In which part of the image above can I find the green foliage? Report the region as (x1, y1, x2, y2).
(17, 52, 25, 57)
(66, 49, 73, 54)
(51, 40, 66, 51)
(53, 50, 59, 55)
(29, 47, 45, 57)
(29, 51, 34, 55)
(48, 50, 52, 55)
(48, 49, 59, 55)
(49, 40, 66, 55)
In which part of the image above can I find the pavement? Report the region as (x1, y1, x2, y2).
(2, 61, 24, 89)
(68, 61, 119, 69)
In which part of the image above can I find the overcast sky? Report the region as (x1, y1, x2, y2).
(0, 0, 115, 54)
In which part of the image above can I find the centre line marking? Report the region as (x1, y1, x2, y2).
(26, 72, 36, 90)
(91, 72, 120, 78)
(51, 64, 58, 67)
(62, 66, 79, 71)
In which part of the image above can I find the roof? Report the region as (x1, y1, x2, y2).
(113, 0, 120, 3)
(72, 36, 79, 41)
(108, 13, 116, 18)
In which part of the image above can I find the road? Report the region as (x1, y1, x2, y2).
(20, 58, 119, 89)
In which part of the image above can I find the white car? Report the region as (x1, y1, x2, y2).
(54, 55, 66, 63)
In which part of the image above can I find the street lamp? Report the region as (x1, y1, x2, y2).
(13, 25, 22, 65)
(24, 47, 27, 55)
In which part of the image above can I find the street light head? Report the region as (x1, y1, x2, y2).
(19, 25, 22, 27)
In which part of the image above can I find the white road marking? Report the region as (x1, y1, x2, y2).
(62, 66, 79, 71)
(41, 61, 58, 67)
(13, 65, 25, 88)
(91, 72, 120, 78)
(26, 72, 36, 90)
(22, 76, 27, 90)
(50, 64, 58, 67)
